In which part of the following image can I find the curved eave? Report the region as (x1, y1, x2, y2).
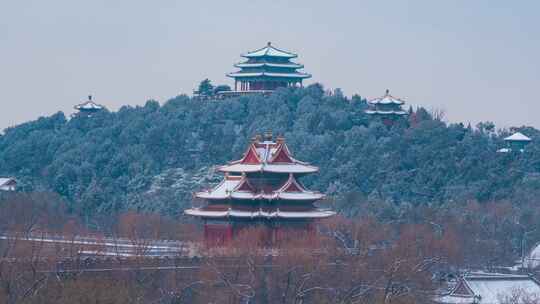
(277, 192, 325, 200)
(185, 209, 229, 218)
(271, 173, 324, 200)
(365, 110, 408, 115)
(265, 164, 319, 173)
(368, 92, 406, 106)
(74, 102, 105, 111)
(194, 177, 243, 200)
(368, 100, 404, 105)
(184, 208, 335, 219)
(226, 72, 312, 79)
(218, 164, 319, 174)
(242, 53, 298, 59)
(234, 62, 304, 69)
(194, 192, 229, 200)
(241, 47, 298, 59)
(196, 192, 324, 201)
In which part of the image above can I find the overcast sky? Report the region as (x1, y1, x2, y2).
(1, 0, 539, 130)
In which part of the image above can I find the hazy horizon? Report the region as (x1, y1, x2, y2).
(1, 0, 539, 131)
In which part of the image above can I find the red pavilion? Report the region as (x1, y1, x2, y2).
(184, 132, 335, 245)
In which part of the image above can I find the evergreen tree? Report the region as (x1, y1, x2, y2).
(0, 86, 538, 218)
(196, 79, 214, 96)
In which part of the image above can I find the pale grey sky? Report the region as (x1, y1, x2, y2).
(1, 0, 539, 130)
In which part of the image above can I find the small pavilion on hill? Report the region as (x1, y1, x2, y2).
(184, 132, 335, 245)
(365, 89, 408, 125)
(497, 132, 532, 153)
(220, 42, 311, 97)
(74, 95, 105, 116)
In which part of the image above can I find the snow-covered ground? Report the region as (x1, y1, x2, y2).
(0, 233, 200, 258)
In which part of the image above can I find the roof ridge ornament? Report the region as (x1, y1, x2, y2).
(264, 130, 273, 141)
(74, 94, 105, 113)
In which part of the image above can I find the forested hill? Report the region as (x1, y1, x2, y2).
(1, 84, 540, 217)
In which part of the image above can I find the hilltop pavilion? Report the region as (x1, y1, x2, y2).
(497, 132, 532, 153)
(221, 42, 311, 97)
(184, 132, 335, 245)
(365, 89, 408, 125)
(74, 95, 105, 116)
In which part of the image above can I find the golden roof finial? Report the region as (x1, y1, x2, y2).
(264, 130, 273, 141)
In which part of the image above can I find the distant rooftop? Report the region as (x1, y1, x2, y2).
(0, 177, 16, 191)
(504, 132, 532, 142)
(74, 95, 105, 112)
(368, 89, 406, 105)
(241, 42, 298, 59)
(436, 272, 540, 304)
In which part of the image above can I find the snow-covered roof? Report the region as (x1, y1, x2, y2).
(227, 72, 311, 79)
(365, 110, 408, 115)
(234, 62, 304, 69)
(241, 42, 298, 59)
(436, 272, 540, 304)
(195, 176, 243, 200)
(219, 163, 318, 174)
(74, 96, 105, 111)
(504, 132, 532, 142)
(0, 177, 16, 191)
(368, 89, 406, 105)
(219, 137, 319, 174)
(184, 208, 335, 219)
(188, 134, 334, 220)
(195, 174, 324, 201)
(0, 178, 16, 186)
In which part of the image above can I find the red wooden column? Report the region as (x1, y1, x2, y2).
(204, 223, 233, 246)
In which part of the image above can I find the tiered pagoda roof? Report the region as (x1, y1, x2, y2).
(218, 136, 318, 174)
(185, 134, 334, 221)
(225, 42, 311, 93)
(241, 44, 298, 59)
(185, 208, 334, 220)
(365, 89, 407, 116)
(195, 173, 325, 201)
(74, 95, 105, 113)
